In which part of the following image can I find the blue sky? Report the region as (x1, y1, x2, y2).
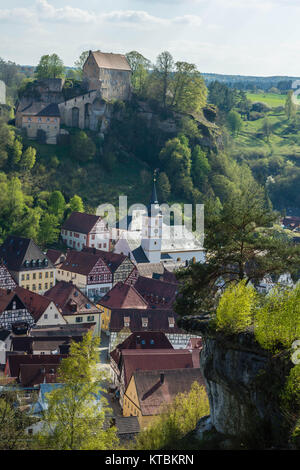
(0, 0, 299, 76)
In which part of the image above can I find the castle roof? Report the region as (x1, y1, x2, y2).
(90, 51, 132, 72)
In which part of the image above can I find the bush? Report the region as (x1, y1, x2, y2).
(133, 382, 209, 450)
(249, 111, 265, 121)
(215, 280, 257, 334)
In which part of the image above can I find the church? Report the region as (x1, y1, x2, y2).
(113, 179, 205, 268)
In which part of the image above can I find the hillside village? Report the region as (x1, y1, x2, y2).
(1, 43, 300, 451)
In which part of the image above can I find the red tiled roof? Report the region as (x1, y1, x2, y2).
(59, 250, 107, 276)
(132, 368, 205, 416)
(110, 332, 173, 364)
(0, 289, 20, 313)
(90, 51, 131, 72)
(109, 308, 183, 334)
(99, 282, 148, 310)
(121, 349, 195, 388)
(14, 286, 56, 322)
(62, 212, 102, 234)
(133, 276, 178, 309)
(46, 249, 65, 265)
(83, 247, 131, 273)
(5, 354, 67, 378)
(45, 280, 101, 316)
(18, 363, 60, 387)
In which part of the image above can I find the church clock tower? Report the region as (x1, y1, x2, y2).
(141, 172, 162, 263)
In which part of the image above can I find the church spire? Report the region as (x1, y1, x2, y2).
(150, 169, 159, 205)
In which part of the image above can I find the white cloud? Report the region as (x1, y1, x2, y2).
(0, 7, 35, 22)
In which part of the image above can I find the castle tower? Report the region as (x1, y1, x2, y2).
(141, 172, 162, 263)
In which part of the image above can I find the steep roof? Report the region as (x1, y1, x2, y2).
(14, 286, 59, 323)
(109, 308, 183, 334)
(44, 280, 101, 316)
(0, 290, 21, 313)
(82, 247, 131, 273)
(18, 363, 60, 387)
(132, 368, 205, 416)
(62, 212, 102, 234)
(110, 331, 173, 364)
(5, 354, 66, 378)
(36, 103, 60, 117)
(90, 51, 132, 72)
(0, 262, 17, 289)
(121, 349, 194, 388)
(59, 250, 107, 276)
(133, 276, 178, 309)
(0, 236, 54, 272)
(46, 249, 65, 265)
(99, 282, 148, 310)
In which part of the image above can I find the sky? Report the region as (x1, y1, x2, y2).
(0, 0, 299, 76)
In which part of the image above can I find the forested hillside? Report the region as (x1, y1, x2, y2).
(0, 51, 299, 249)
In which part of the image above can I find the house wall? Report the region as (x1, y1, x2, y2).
(123, 376, 156, 430)
(64, 312, 102, 337)
(35, 302, 66, 327)
(56, 268, 112, 301)
(15, 268, 56, 295)
(21, 115, 60, 145)
(163, 250, 206, 265)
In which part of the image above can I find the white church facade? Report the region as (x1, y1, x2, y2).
(114, 180, 205, 267)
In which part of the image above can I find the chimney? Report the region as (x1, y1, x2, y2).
(160, 373, 164, 384)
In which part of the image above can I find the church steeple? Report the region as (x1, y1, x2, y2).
(148, 169, 160, 216)
(142, 169, 163, 263)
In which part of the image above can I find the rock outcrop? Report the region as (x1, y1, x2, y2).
(179, 315, 293, 448)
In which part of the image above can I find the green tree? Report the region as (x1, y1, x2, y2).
(261, 118, 272, 141)
(285, 90, 296, 120)
(48, 190, 66, 219)
(38, 213, 60, 246)
(134, 382, 209, 450)
(175, 175, 300, 314)
(126, 51, 150, 94)
(157, 172, 171, 201)
(71, 131, 96, 162)
(35, 332, 119, 450)
(171, 61, 207, 113)
(227, 110, 243, 136)
(35, 54, 65, 80)
(69, 194, 84, 213)
(215, 280, 257, 334)
(0, 390, 33, 450)
(159, 135, 192, 196)
(192, 145, 211, 188)
(154, 51, 174, 108)
(20, 146, 36, 171)
(74, 50, 89, 77)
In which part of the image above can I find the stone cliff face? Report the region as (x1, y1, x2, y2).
(179, 315, 293, 448)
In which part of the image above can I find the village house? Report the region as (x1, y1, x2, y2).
(0, 261, 17, 290)
(83, 247, 138, 286)
(16, 102, 60, 145)
(0, 289, 35, 331)
(56, 250, 113, 300)
(97, 282, 148, 333)
(132, 275, 178, 310)
(109, 308, 195, 353)
(4, 354, 67, 386)
(0, 236, 55, 295)
(44, 280, 102, 336)
(111, 348, 196, 408)
(14, 286, 66, 327)
(123, 368, 205, 429)
(61, 212, 110, 252)
(110, 331, 173, 386)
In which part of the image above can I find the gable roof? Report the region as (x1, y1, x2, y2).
(98, 282, 148, 310)
(133, 276, 178, 309)
(46, 249, 65, 265)
(109, 308, 183, 333)
(0, 289, 22, 313)
(59, 250, 109, 276)
(14, 286, 62, 323)
(5, 354, 67, 378)
(110, 331, 173, 364)
(0, 262, 17, 289)
(82, 247, 132, 273)
(18, 363, 60, 387)
(0, 236, 54, 272)
(132, 368, 205, 416)
(121, 349, 194, 388)
(44, 280, 101, 316)
(89, 51, 132, 72)
(62, 212, 102, 234)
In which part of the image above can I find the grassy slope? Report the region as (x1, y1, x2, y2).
(246, 92, 286, 107)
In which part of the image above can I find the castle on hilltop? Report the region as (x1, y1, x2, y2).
(15, 51, 132, 144)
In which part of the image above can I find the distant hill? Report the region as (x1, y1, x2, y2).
(202, 73, 300, 91)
